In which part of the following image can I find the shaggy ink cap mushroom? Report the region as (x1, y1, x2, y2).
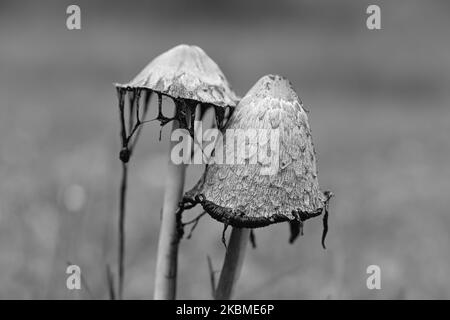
(184, 75, 332, 247)
(113, 45, 239, 299)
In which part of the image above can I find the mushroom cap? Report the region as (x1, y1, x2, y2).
(115, 44, 239, 108)
(185, 75, 327, 228)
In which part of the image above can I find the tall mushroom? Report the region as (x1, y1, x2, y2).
(182, 75, 332, 299)
(114, 44, 238, 299)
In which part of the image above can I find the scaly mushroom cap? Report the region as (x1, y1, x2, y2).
(115, 44, 239, 108)
(184, 75, 330, 243)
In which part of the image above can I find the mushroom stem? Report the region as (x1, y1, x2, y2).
(118, 161, 127, 300)
(215, 227, 251, 300)
(154, 119, 186, 300)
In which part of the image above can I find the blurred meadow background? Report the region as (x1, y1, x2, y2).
(1, 0, 450, 299)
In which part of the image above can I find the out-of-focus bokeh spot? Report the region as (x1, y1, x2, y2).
(62, 184, 86, 212)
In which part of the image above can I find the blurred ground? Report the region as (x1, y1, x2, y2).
(1, 0, 450, 299)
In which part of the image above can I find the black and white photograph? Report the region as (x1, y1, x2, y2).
(1, 0, 450, 308)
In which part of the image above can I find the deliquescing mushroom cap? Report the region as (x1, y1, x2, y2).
(115, 44, 239, 108)
(184, 75, 330, 243)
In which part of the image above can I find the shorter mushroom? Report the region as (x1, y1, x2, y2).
(179, 74, 332, 299)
